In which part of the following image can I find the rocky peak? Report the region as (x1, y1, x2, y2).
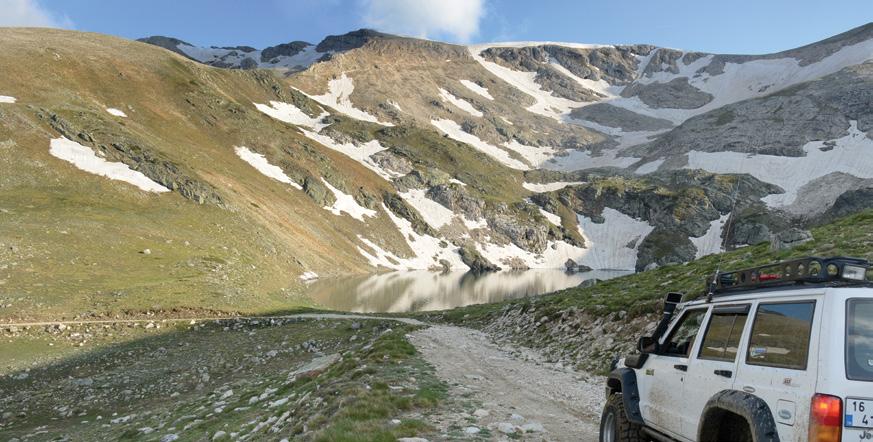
(315, 28, 397, 52)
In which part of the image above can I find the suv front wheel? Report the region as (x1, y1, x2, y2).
(600, 393, 645, 442)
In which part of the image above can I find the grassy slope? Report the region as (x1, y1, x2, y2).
(0, 28, 440, 321)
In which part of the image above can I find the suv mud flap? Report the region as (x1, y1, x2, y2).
(608, 368, 644, 425)
(698, 390, 780, 442)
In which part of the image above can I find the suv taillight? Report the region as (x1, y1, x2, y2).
(809, 394, 842, 442)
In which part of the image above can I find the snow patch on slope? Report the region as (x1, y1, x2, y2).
(234, 146, 302, 190)
(356, 204, 468, 271)
(49, 137, 170, 193)
(522, 181, 583, 192)
(300, 129, 398, 180)
(635, 159, 664, 175)
(303, 73, 393, 126)
(438, 88, 483, 117)
(106, 108, 127, 118)
(0, 96, 16, 103)
(576, 208, 654, 270)
(459, 80, 494, 100)
(254, 101, 328, 130)
(502, 140, 557, 167)
(400, 189, 456, 229)
(322, 178, 377, 221)
(431, 119, 529, 170)
(690, 214, 729, 259)
(686, 121, 873, 208)
(538, 208, 563, 226)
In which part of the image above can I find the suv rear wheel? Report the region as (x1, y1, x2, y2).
(600, 393, 644, 442)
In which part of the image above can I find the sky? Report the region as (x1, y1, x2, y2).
(1, 0, 872, 54)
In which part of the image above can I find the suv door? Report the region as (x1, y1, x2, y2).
(733, 299, 820, 442)
(681, 304, 751, 440)
(638, 307, 707, 439)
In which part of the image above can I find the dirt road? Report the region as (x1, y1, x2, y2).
(409, 325, 603, 441)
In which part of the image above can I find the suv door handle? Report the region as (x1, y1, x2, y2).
(673, 364, 688, 372)
(714, 370, 733, 378)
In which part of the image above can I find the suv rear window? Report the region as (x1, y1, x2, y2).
(746, 302, 816, 370)
(847, 299, 873, 381)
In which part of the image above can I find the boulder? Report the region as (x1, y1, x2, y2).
(770, 228, 813, 251)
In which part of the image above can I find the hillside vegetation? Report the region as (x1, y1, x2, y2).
(437, 209, 873, 371)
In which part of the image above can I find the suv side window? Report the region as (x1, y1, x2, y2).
(746, 302, 816, 370)
(699, 306, 749, 361)
(661, 309, 706, 357)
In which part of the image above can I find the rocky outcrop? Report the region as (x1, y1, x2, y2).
(487, 203, 550, 254)
(459, 245, 501, 273)
(823, 187, 873, 221)
(426, 183, 485, 221)
(382, 192, 438, 236)
(104, 142, 224, 205)
(315, 29, 395, 53)
(635, 230, 697, 272)
(569, 103, 674, 131)
(261, 41, 310, 63)
(136, 36, 192, 57)
(479, 44, 652, 86)
(620, 77, 714, 109)
(770, 228, 813, 251)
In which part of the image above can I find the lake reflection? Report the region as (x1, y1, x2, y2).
(304, 269, 631, 313)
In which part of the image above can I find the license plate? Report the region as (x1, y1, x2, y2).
(846, 398, 873, 428)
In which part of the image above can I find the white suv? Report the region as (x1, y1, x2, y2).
(600, 257, 873, 442)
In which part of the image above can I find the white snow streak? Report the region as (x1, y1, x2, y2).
(400, 189, 456, 229)
(438, 88, 483, 117)
(431, 118, 529, 170)
(234, 146, 302, 190)
(299, 271, 319, 281)
(468, 47, 583, 120)
(49, 137, 170, 193)
(634, 159, 665, 175)
(254, 101, 328, 130)
(105, 108, 127, 118)
(0, 95, 18, 103)
(304, 73, 393, 126)
(522, 181, 584, 193)
(322, 178, 377, 221)
(690, 214, 729, 259)
(459, 79, 494, 100)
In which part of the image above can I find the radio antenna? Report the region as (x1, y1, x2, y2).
(709, 176, 741, 297)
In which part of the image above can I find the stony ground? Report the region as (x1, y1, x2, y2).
(409, 325, 602, 441)
(1, 315, 605, 441)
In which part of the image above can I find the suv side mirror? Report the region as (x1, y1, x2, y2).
(638, 336, 656, 354)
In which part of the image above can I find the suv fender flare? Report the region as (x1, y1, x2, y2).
(607, 368, 644, 425)
(697, 389, 780, 442)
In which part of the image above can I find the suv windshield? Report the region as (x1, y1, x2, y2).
(847, 299, 873, 381)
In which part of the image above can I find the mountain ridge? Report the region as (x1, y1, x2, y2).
(2, 23, 873, 319)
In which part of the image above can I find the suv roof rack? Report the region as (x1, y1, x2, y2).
(706, 256, 872, 296)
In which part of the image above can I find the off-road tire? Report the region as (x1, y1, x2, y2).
(600, 393, 645, 442)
